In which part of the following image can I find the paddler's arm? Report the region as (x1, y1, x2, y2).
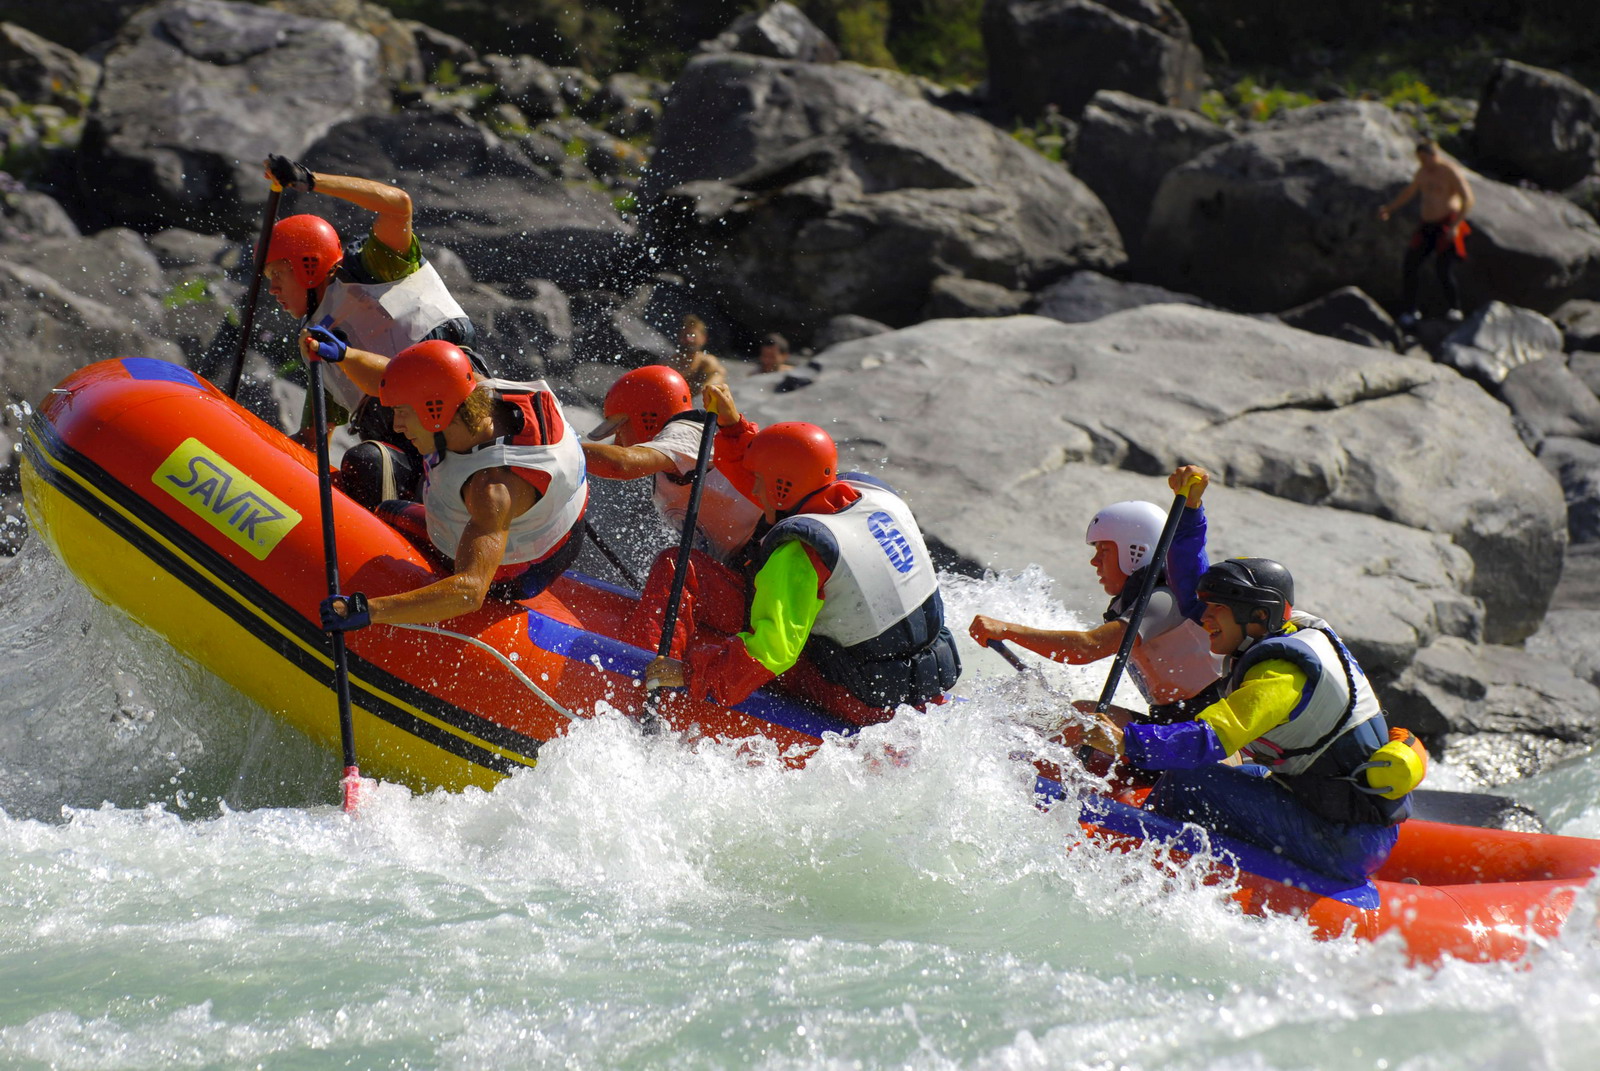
(582, 440, 677, 479)
(967, 616, 1125, 664)
(1165, 465, 1210, 619)
(264, 156, 414, 256)
(704, 382, 759, 502)
(1120, 659, 1306, 769)
(329, 469, 538, 628)
(649, 540, 825, 706)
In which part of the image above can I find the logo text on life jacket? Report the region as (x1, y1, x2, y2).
(867, 511, 915, 574)
(153, 438, 302, 561)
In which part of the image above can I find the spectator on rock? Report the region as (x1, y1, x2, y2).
(1378, 139, 1475, 328)
(753, 331, 818, 393)
(757, 333, 795, 375)
(669, 314, 729, 392)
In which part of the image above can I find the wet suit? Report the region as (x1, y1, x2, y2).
(1402, 214, 1470, 318)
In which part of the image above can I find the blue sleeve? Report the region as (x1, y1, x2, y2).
(1167, 505, 1209, 620)
(1124, 720, 1228, 770)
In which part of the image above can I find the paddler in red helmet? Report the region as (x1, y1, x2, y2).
(582, 369, 767, 641)
(316, 339, 587, 630)
(645, 421, 961, 725)
(257, 155, 476, 508)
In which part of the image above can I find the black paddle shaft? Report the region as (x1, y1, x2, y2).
(644, 413, 719, 724)
(308, 361, 359, 772)
(1093, 485, 1194, 715)
(225, 187, 282, 398)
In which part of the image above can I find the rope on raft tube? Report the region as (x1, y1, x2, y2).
(387, 622, 579, 722)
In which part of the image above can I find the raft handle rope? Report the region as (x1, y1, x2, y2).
(388, 622, 578, 722)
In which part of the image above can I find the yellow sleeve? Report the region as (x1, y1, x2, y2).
(740, 540, 826, 676)
(1196, 659, 1307, 757)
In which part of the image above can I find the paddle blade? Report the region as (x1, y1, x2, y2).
(341, 765, 363, 814)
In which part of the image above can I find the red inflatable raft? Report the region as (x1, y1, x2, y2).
(21, 357, 1600, 965)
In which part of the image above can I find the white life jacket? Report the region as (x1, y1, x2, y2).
(766, 478, 939, 647)
(310, 259, 470, 412)
(759, 475, 958, 709)
(649, 413, 763, 563)
(1128, 603, 1224, 704)
(422, 378, 588, 565)
(1228, 614, 1383, 776)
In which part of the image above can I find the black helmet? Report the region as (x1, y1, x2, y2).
(1196, 557, 1294, 630)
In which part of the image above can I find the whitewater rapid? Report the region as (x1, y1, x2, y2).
(3, 542, 1600, 1069)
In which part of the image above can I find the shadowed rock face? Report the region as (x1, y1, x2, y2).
(1144, 101, 1600, 314)
(1071, 89, 1233, 258)
(298, 110, 632, 290)
(78, 0, 388, 234)
(980, 0, 1204, 119)
(731, 307, 1563, 646)
(644, 55, 1123, 340)
(1475, 59, 1600, 190)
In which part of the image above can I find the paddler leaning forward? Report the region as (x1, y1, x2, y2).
(315, 338, 588, 630)
(1074, 557, 1425, 884)
(969, 464, 1222, 782)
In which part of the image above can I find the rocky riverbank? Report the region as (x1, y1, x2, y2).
(3, 0, 1600, 784)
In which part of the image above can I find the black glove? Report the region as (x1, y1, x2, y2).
(306, 325, 347, 363)
(266, 153, 316, 193)
(320, 592, 370, 631)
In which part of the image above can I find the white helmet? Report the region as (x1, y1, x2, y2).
(1085, 500, 1166, 576)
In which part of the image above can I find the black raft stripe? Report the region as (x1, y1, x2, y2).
(25, 417, 542, 773)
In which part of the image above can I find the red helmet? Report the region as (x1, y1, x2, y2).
(744, 422, 837, 511)
(264, 214, 342, 289)
(592, 365, 693, 443)
(380, 340, 478, 433)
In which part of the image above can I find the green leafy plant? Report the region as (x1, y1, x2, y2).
(162, 277, 211, 310)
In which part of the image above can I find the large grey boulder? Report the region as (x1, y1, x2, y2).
(646, 55, 1122, 338)
(0, 258, 185, 423)
(980, 0, 1204, 119)
(78, 0, 388, 234)
(0, 226, 170, 329)
(1494, 357, 1600, 449)
(1071, 89, 1232, 255)
(1553, 299, 1600, 352)
(644, 54, 903, 197)
(0, 21, 99, 111)
(1537, 436, 1600, 542)
(1436, 301, 1566, 385)
(1145, 101, 1600, 313)
(1385, 636, 1600, 759)
(0, 189, 80, 243)
(1475, 59, 1600, 190)
(1276, 286, 1402, 351)
(300, 109, 632, 289)
(457, 279, 573, 378)
(700, 1, 839, 64)
(1031, 269, 1207, 323)
(733, 307, 1562, 644)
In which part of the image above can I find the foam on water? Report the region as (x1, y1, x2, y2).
(3, 548, 1600, 1068)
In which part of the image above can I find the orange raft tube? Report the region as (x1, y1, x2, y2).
(1040, 778, 1600, 965)
(19, 358, 863, 793)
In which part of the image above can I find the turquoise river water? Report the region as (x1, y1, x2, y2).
(3, 540, 1600, 1070)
